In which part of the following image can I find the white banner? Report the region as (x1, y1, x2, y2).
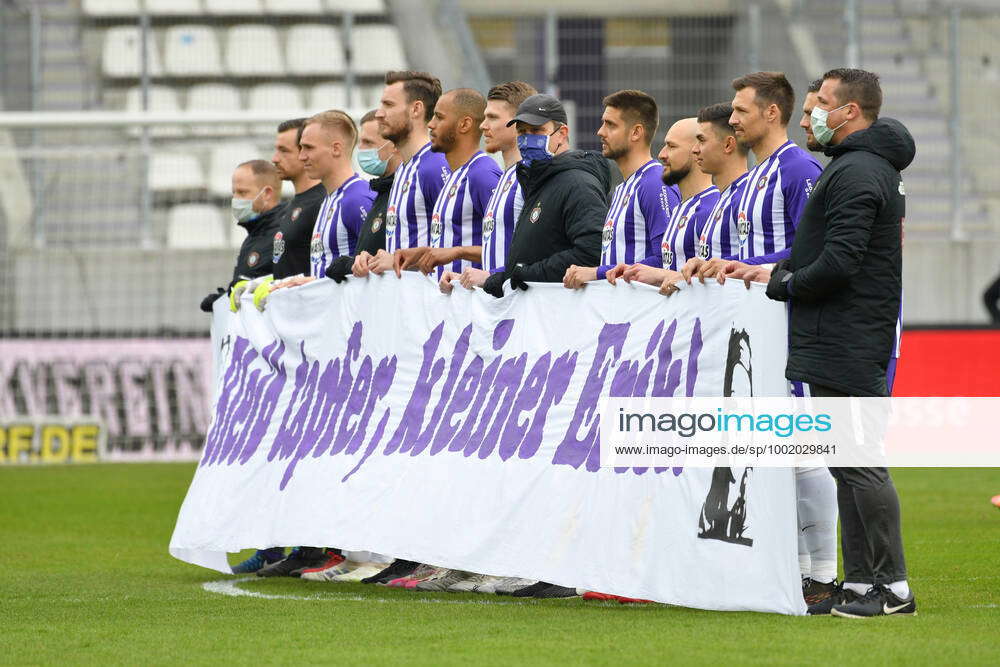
(170, 273, 806, 615)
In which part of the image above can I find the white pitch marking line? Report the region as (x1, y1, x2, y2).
(202, 577, 576, 606)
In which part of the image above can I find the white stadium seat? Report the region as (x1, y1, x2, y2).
(146, 0, 202, 15)
(266, 0, 323, 13)
(230, 218, 248, 248)
(206, 0, 263, 14)
(286, 24, 345, 76)
(326, 0, 386, 14)
(225, 24, 285, 76)
(248, 83, 304, 112)
(125, 85, 183, 137)
(83, 0, 140, 17)
(209, 143, 262, 198)
(149, 153, 206, 192)
(348, 24, 406, 74)
(102, 26, 162, 78)
(187, 83, 244, 136)
(309, 82, 348, 112)
(164, 25, 224, 77)
(167, 205, 229, 249)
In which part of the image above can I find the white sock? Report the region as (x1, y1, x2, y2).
(844, 582, 871, 595)
(796, 467, 838, 583)
(888, 580, 911, 599)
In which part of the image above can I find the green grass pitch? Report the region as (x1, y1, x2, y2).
(1, 464, 997, 665)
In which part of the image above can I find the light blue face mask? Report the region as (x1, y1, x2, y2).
(231, 188, 265, 223)
(357, 142, 390, 176)
(810, 103, 850, 146)
(517, 128, 560, 166)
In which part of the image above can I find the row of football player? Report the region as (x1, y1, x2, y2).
(203, 68, 909, 614)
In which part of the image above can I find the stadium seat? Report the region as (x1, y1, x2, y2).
(206, 0, 263, 14)
(187, 83, 244, 136)
(286, 24, 345, 76)
(248, 83, 304, 112)
(209, 143, 262, 198)
(166, 204, 229, 249)
(125, 85, 184, 137)
(265, 0, 323, 13)
(149, 153, 206, 192)
(309, 82, 348, 112)
(229, 217, 248, 248)
(146, 0, 202, 15)
(225, 24, 285, 76)
(326, 0, 386, 15)
(164, 25, 224, 77)
(83, 0, 140, 16)
(348, 25, 406, 74)
(102, 26, 162, 78)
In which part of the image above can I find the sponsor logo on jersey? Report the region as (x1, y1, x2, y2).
(402, 179, 411, 192)
(659, 186, 671, 213)
(247, 251, 260, 267)
(386, 206, 397, 232)
(430, 213, 442, 242)
(310, 232, 323, 260)
(737, 210, 749, 242)
(601, 218, 614, 247)
(291, 207, 302, 221)
(697, 233, 709, 260)
(272, 232, 285, 264)
(483, 212, 495, 236)
(661, 242, 673, 268)
(441, 167, 450, 183)
(529, 203, 541, 223)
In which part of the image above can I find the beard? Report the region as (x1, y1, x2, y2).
(805, 135, 822, 152)
(602, 142, 628, 161)
(662, 164, 690, 186)
(381, 117, 413, 145)
(431, 128, 457, 153)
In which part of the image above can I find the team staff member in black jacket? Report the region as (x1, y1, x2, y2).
(271, 118, 325, 279)
(764, 68, 917, 618)
(482, 94, 608, 297)
(199, 159, 284, 312)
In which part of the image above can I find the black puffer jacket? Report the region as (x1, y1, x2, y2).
(784, 118, 915, 396)
(484, 150, 609, 293)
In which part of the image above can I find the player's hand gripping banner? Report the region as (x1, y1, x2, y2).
(170, 274, 806, 614)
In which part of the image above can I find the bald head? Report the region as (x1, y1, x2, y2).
(659, 118, 702, 188)
(232, 159, 282, 215)
(429, 88, 486, 154)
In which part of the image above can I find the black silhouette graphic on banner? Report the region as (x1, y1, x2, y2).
(697, 327, 754, 547)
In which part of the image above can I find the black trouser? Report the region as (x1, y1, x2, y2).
(810, 383, 908, 585)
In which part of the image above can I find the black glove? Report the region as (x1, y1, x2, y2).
(509, 264, 530, 292)
(200, 288, 225, 313)
(765, 259, 793, 302)
(325, 256, 354, 284)
(483, 272, 505, 298)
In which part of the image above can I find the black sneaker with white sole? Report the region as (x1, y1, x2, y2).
(511, 581, 554, 598)
(831, 585, 917, 618)
(807, 583, 863, 615)
(362, 559, 419, 585)
(256, 547, 329, 578)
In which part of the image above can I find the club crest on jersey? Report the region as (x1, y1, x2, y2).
(247, 251, 260, 267)
(737, 211, 750, 242)
(756, 175, 767, 190)
(402, 179, 411, 192)
(430, 213, 442, 242)
(386, 206, 397, 232)
(678, 215, 688, 229)
(272, 232, 285, 264)
(714, 208, 723, 222)
(483, 212, 495, 235)
(371, 213, 383, 232)
(529, 203, 541, 223)
(290, 207, 302, 221)
(601, 218, 614, 248)
(449, 183, 458, 198)
(310, 232, 323, 260)
(502, 178, 513, 193)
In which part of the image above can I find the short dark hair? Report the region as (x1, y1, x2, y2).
(807, 78, 823, 94)
(602, 89, 659, 144)
(277, 118, 306, 134)
(732, 71, 795, 126)
(487, 81, 538, 111)
(360, 109, 378, 125)
(697, 102, 748, 155)
(822, 68, 882, 121)
(384, 70, 442, 123)
(447, 87, 487, 127)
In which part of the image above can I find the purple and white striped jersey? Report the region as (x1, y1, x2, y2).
(736, 141, 822, 265)
(697, 171, 750, 261)
(309, 174, 375, 277)
(481, 164, 522, 274)
(385, 141, 451, 253)
(430, 151, 502, 275)
(659, 186, 720, 271)
(597, 159, 680, 278)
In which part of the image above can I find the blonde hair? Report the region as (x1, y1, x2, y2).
(305, 109, 359, 150)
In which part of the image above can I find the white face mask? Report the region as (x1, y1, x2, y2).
(231, 188, 265, 223)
